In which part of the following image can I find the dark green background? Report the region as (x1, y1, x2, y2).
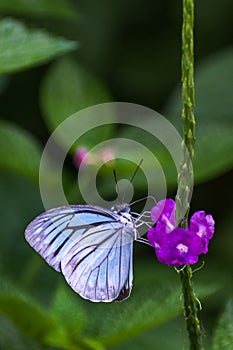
(0, 0, 233, 349)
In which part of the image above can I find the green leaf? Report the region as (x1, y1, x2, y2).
(40, 57, 113, 151)
(0, 0, 78, 20)
(81, 285, 182, 348)
(0, 278, 56, 343)
(0, 278, 72, 349)
(165, 48, 233, 183)
(93, 281, 219, 348)
(0, 18, 77, 74)
(0, 171, 43, 282)
(194, 49, 233, 125)
(166, 48, 233, 127)
(212, 299, 233, 350)
(0, 121, 42, 180)
(48, 286, 106, 350)
(0, 294, 55, 341)
(50, 285, 87, 338)
(0, 315, 41, 350)
(76, 257, 220, 349)
(194, 124, 233, 182)
(0, 289, 103, 350)
(111, 316, 188, 350)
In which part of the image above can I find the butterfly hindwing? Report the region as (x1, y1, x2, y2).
(25, 205, 136, 302)
(61, 221, 134, 302)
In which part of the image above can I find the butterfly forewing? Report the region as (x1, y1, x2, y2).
(25, 205, 136, 302)
(25, 206, 116, 271)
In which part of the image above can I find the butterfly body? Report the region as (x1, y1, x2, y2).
(25, 204, 138, 302)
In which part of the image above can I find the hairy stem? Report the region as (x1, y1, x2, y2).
(179, 265, 204, 350)
(176, 0, 204, 349)
(176, 0, 195, 222)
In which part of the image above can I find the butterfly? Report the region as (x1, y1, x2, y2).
(25, 203, 145, 302)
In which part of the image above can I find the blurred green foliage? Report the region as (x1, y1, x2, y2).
(0, 18, 77, 73)
(212, 299, 233, 350)
(0, 0, 232, 349)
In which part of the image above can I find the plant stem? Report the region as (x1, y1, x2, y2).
(182, 0, 195, 161)
(180, 265, 203, 350)
(176, 0, 204, 349)
(176, 0, 195, 222)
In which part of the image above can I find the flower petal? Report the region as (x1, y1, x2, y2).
(151, 228, 202, 266)
(151, 199, 176, 232)
(148, 199, 215, 266)
(190, 211, 215, 253)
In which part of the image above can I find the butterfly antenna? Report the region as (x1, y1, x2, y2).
(122, 159, 143, 203)
(113, 169, 119, 195)
(129, 159, 143, 184)
(130, 195, 157, 207)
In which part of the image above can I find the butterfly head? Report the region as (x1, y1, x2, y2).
(111, 203, 131, 215)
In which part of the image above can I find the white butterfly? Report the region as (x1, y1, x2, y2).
(25, 203, 148, 302)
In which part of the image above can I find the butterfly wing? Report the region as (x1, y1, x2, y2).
(61, 220, 134, 302)
(25, 205, 135, 302)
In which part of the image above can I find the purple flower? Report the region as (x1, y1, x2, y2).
(190, 211, 215, 253)
(148, 227, 204, 266)
(73, 146, 115, 169)
(147, 199, 215, 266)
(151, 199, 176, 233)
(73, 147, 89, 168)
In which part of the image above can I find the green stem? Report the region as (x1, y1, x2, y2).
(176, 0, 204, 349)
(179, 266, 203, 350)
(182, 0, 195, 161)
(176, 0, 195, 222)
